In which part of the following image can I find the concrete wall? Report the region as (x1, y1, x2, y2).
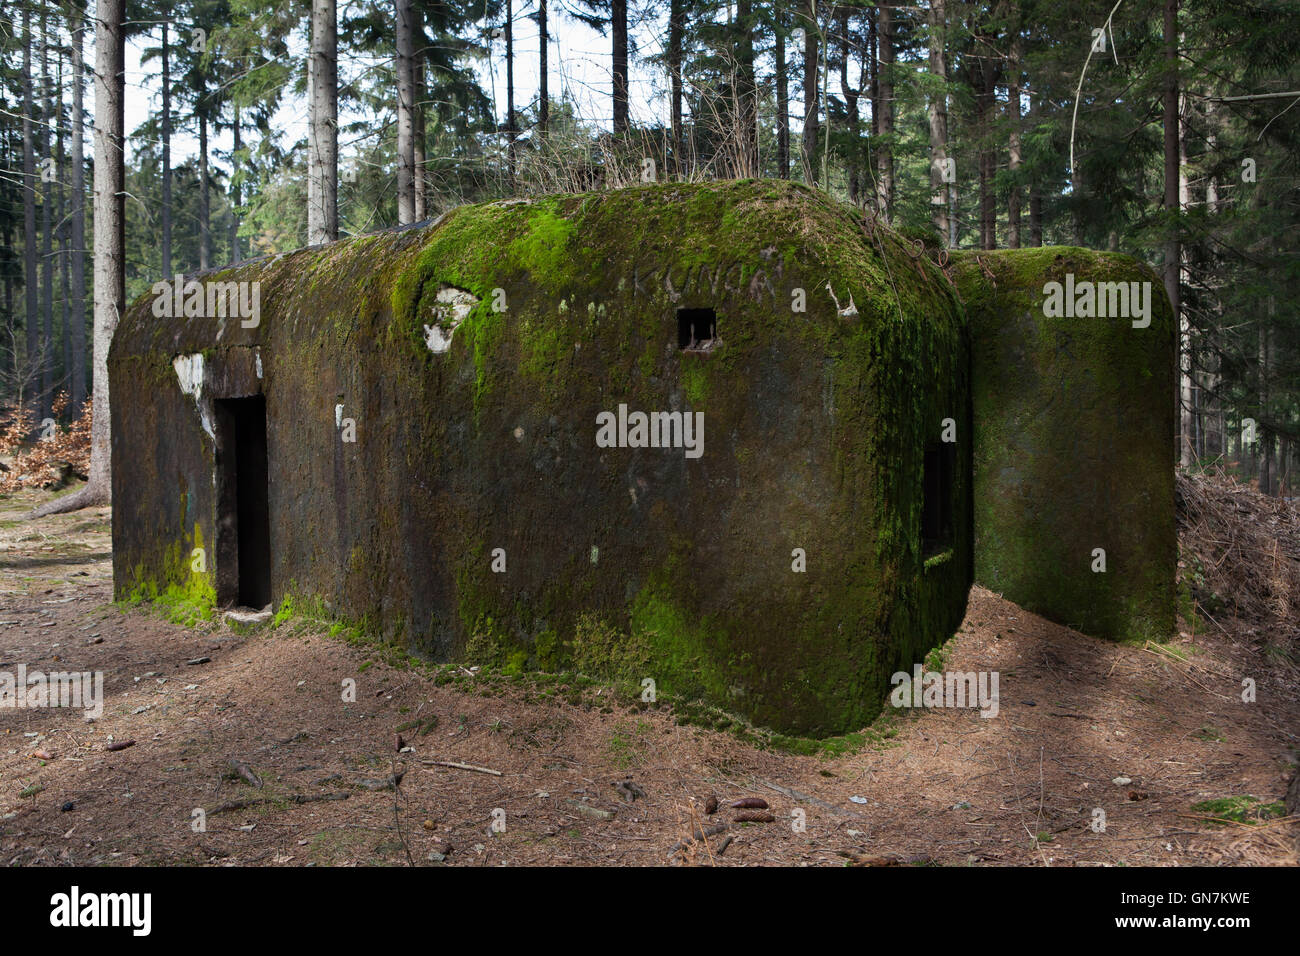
(953, 247, 1177, 642)
(110, 181, 974, 736)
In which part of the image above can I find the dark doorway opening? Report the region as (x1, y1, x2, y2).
(677, 307, 716, 350)
(922, 441, 955, 557)
(214, 395, 271, 608)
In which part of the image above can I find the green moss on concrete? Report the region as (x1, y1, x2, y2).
(119, 523, 216, 626)
(953, 247, 1176, 642)
(113, 179, 973, 738)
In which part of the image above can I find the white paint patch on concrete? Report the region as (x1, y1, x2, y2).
(173, 352, 204, 396)
(173, 353, 215, 439)
(254, 349, 263, 379)
(423, 285, 480, 354)
(423, 323, 454, 353)
(825, 282, 859, 319)
(335, 403, 344, 428)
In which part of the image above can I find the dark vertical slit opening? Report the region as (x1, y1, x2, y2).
(922, 440, 955, 557)
(214, 395, 271, 608)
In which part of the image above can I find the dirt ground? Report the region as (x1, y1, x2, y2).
(0, 484, 1296, 866)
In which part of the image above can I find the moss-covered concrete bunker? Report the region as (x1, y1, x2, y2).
(952, 249, 1177, 642)
(110, 180, 1173, 736)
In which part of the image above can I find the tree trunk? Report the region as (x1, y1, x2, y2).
(874, 2, 894, 222)
(94, 0, 125, 489)
(230, 106, 242, 260)
(414, 63, 426, 218)
(199, 111, 210, 269)
(840, 9, 860, 203)
(736, 0, 758, 177)
(2, 241, 11, 384)
(70, 2, 87, 415)
(161, 17, 171, 277)
(306, 35, 317, 241)
(801, 0, 819, 185)
(977, 48, 996, 249)
(22, 8, 38, 416)
(505, 0, 516, 181)
(538, 0, 548, 138)
(775, 6, 789, 179)
(308, 0, 338, 244)
(669, 0, 684, 174)
(395, 0, 416, 223)
(1258, 309, 1271, 493)
(41, 8, 54, 422)
(1179, 93, 1194, 468)
(1006, 34, 1022, 248)
(57, 51, 70, 402)
(927, 0, 949, 242)
(31, 0, 124, 516)
(612, 0, 629, 133)
(1163, 0, 1182, 468)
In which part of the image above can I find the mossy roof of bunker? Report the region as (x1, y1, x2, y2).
(113, 178, 962, 361)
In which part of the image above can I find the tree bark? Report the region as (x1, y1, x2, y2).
(395, 0, 416, 223)
(612, 0, 629, 133)
(977, 44, 997, 249)
(669, 0, 684, 174)
(1163, 0, 1183, 468)
(58, 51, 70, 401)
(775, 5, 789, 179)
(1258, 310, 1271, 493)
(93, 0, 125, 491)
(1179, 92, 1194, 468)
(538, 0, 548, 138)
(308, 0, 338, 244)
(736, 0, 758, 177)
(874, 1, 894, 221)
(199, 111, 210, 269)
(69, 0, 87, 415)
(161, 16, 171, 277)
(414, 62, 426, 218)
(31, 0, 124, 516)
(40, 8, 54, 422)
(306, 33, 317, 240)
(505, 0, 516, 181)
(22, 8, 38, 415)
(1006, 33, 1022, 248)
(230, 106, 242, 260)
(801, 0, 819, 185)
(927, 0, 949, 242)
(840, 9, 860, 203)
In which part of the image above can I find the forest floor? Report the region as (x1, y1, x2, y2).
(0, 477, 1296, 867)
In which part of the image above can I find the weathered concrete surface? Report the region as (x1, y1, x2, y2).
(953, 247, 1177, 642)
(111, 180, 973, 737)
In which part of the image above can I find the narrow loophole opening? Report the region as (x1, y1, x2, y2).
(677, 307, 717, 350)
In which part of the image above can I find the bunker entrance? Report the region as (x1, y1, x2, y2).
(922, 441, 955, 558)
(214, 395, 271, 608)
(677, 307, 717, 350)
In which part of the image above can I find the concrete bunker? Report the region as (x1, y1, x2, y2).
(109, 180, 1174, 736)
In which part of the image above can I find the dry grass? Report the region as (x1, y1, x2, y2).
(1177, 468, 1300, 647)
